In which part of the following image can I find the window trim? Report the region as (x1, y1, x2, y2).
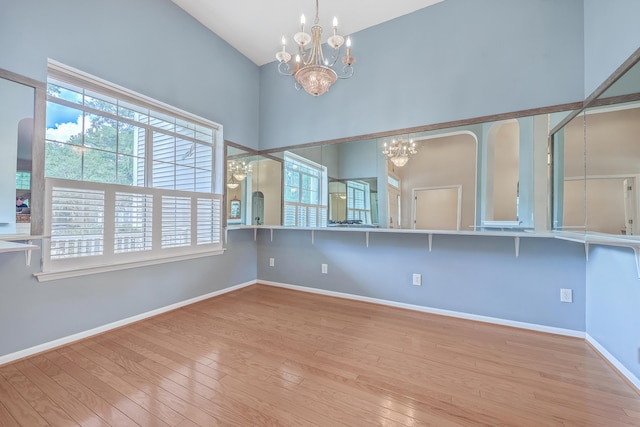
(38, 62, 224, 280)
(283, 151, 328, 227)
(346, 180, 372, 224)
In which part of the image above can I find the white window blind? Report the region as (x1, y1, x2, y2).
(114, 192, 153, 254)
(50, 187, 105, 260)
(162, 196, 192, 248)
(197, 198, 222, 245)
(43, 178, 223, 274)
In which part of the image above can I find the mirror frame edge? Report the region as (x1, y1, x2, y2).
(0, 68, 46, 237)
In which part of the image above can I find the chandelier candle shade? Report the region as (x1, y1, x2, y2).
(276, 0, 356, 96)
(383, 138, 418, 168)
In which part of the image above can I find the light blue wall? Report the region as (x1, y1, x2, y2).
(258, 230, 586, 331)
(0, 0, 261, 359)
(0, 0, 260, 149)
(583, 0, 640, 97)
(0, 230, 256, 358)
(586, 245, 640, 382)
(259, 0, 585, 150)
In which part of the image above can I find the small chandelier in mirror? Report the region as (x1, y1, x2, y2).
(275, 0, 356, 96)
(382, 138, 417, 168)
(228, 161, 251, 182)
(227, 176, 240, 189)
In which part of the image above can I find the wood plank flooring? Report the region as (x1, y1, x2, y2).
(1, 284, 639, 426)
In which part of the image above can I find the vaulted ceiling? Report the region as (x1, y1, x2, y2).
(171, 0, 444, 66)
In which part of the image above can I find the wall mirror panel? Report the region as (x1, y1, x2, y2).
(552, 111, 587, 232)
(0, 74, 36, 236)
(226, 145, 283, 226)
(228, 111, 560, 232)
(323, 139, 381, 228)
(553, 53, 640, 236)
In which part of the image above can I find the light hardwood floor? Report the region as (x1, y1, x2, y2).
(1, 284, 639, 426)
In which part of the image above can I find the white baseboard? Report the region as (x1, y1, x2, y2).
(586, 334, 640, 392)
(259, 280, 586, 339)
(0, 280, 257, 366)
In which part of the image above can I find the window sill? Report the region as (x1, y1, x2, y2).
(34, 249, 225, 282)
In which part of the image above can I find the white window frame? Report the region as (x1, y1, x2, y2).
(37, 61, 224, 281)
(283, 151, 328, 227)
(346, 180, 372, 224)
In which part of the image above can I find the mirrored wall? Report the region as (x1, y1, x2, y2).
(552, 53, 640, 236)
(227, 111, 562, 233)
(0, 71, 37, 236)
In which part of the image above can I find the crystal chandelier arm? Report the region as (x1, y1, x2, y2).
(278, 61, 294, 76)
(324, 46, 341, 68)
(336, 65, 354, 80)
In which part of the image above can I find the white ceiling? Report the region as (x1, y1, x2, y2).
(171, 0, 444, 66)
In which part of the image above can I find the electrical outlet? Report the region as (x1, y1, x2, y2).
(412, 273, 422, 286)
(321, 263, 328, 274)
(269, 258, 275, 267)
(560, 288, 573, 303)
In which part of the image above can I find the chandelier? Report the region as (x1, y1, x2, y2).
(228, 161, 251, 182)
(275, 0, 356, 96)
(227, 176, 240, 189)
(382, 138, 417, 168)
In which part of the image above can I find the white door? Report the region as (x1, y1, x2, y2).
(413, 186, 462, 231)
(387, 186, 400, 228)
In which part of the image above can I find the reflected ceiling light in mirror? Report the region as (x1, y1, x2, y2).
(227, 176, 240, 189)
(276, 0, 355, 96)
(228, 161, 251, 181)
(382, 137, 417, 167)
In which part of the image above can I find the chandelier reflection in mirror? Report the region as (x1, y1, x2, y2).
(228, 161, 251, 182)
(227, 176, 240, 189)
(275, 0, 356, 96)
(382, 138, 418, 168)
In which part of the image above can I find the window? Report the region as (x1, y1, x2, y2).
(347, 180, 372, 224)
(283, 152, 327, 227)
(41, 62, 223, 276)
(16, 171, 31, 190)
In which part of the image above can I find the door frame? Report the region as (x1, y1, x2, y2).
(412, 185, 463, 231)
(386, 172, 401, 228)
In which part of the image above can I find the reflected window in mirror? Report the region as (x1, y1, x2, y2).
(347, 180, 373, 224)
(283, 151, 327, 227)
(328, 178, 377, 226)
